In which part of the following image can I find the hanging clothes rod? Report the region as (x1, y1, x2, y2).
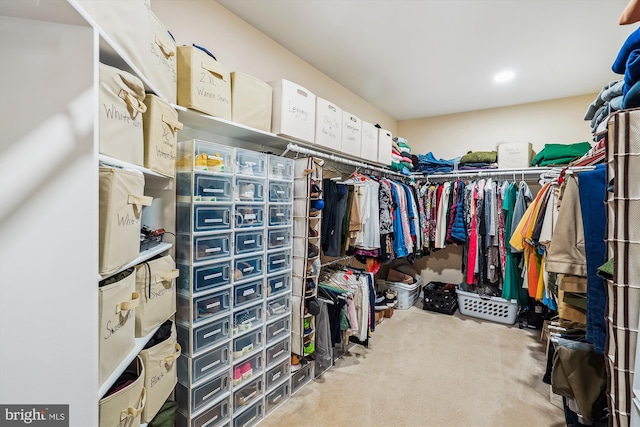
(424, 167, 554, 181)
(320, 255, 354, 268)
(282, 143, 410, 179)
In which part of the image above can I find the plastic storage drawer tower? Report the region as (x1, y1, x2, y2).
(175, 139, 294, 427)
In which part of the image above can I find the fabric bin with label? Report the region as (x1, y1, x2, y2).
(177, 260, 232, 295)
(314, 97, 342, 150)
(234, 230, 265, 256)
(98, 356, 146, 427)
(497, 142, 535, 169)
(233, 254, 264, 282)
(176, 368, 231, 416)
(135, 254, 178, 337)
(233, 280, 264, 310)
(142, 94, 182, 177)
(177, 172, 234, 203)
(360, 120, 378, 162)
(234, 177, 265, 203)
(175, 394, 230, 427)
(268, 180, 293, 203)
(232, 400, 263, 427)
(267, 227, 292, 251)
(178, 342, 230, 386)
(234, 205, 265, 229)
(177, 140, 234, 174)
(291, 363, 312, 394)
(378, 128, 393, 165)
(232, 329, 263, 360)
(266, 295, 290, 319)
(176, 232, 232, 264)
(177, 203, 232, 233)
(269, 79, 316, 143)
(98, 63, 146, 166)
(139, 322, 181, 423)
(231, 352, 263, 388)
(233, 376, 263, 412)
(267, 155, 294, 181)
(177, 314, 231, 356)
(341, 111, 362, 157)
(265, 338, 290, 368)
(265, 358, 290, 391)
(232, 303, 264, 337)
(230, 72, 272, 132)
(265, 381, 290, 415)
(267, 250, 292, 274)
(99, 167, 152, 276)
(177, 45, 231, 119)
(266, 273, 292, 298)
(266, 316, 291, 345)
(98, 268, 139, 387)
(235, 149, 266, 178)
(146, 11, 177, 103)
(267, 204, 293, 227)
(177, 288, 231, 326)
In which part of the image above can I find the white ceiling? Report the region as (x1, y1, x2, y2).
(217, 0, 634, 121)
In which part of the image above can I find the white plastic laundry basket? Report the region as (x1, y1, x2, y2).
(376, 277, 423, 310)
(456, 289, 518, 325)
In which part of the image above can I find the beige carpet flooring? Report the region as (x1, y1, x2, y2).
(261, 303, 566, 427)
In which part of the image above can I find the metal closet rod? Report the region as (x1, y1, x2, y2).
(424, 167, 554, 181)
(282, 143, 410, 178)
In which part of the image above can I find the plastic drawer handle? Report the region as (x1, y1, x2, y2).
(243, 289, 255, 296)
(272, 328, 285, 336)
(243, 415, 257, 427)
(200, 359, 221, 372)
(276, 212, 284, 217)
(204, 218, 223, 223)
(204, 272, 222, 280)
(276, 237, 284, 241)
(202, 386, 221, 401)
(243, 240, 255, 245)
(273, 394, 282, 403)
(203, 188, 224, 193)
(202, 415, 218, 427)
(272, 372, 281, 381)
(272, 349, 284, 358)
(245, 390, 257, 400)
(274, 282, 283, 288)
(206, 301, 221, 309)
(203, 328, 222, 339)
(205, 247, 222, 253)
(273, 259, 285, 264)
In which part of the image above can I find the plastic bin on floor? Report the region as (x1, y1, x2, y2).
(376, 277, 423, 310)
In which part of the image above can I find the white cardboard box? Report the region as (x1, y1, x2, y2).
(360, 121, 378, 162)
(378, 128, 393, 165)
(231, 72, 272, 132)
(314, 97, 342, 150)
(341, 112, 362, 157)
(269, 79, 316, 143)
(497, 142, 535, 169)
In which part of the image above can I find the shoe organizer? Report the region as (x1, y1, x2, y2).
(233, 280, 264, 310)
(177, 139, 235, 174)
(178, 342, 230, 386)
(233, 255, 264, 282)
(268, 181, 293, 203)
(266, 273, 291, 298)
(231, 352, 263, 387)
(232, 329, 263, 359)
(177, 288, 231, 325)
(267, 204, 293, 227)
(235, 149, 266, 178)
(176, 232, 232, 264)
(177, 203, 232, 233)
(177, 315, 231, 356)
(265, 358, 290, 391)
(291, 363, 312, 395)
(177, 260, 232, 295)
(266, 250, 292, 274)
(176, 368, 231, 414)
(177, 172, 234, 203)
(266, 295, 290, 319)
(232, 400, 263, 427)
(265, 338, 290, 368)
(232, 303, 263, 337)
(266, 316, 290, 345)
(265, 381, 290, 415)
(233, 376, 263, 412)
(175, 396, 230, 427)
(267, 155, 294, 181)
(234, 205, 265, 229)
(234, 230, 265, 256)
(234, 177, 265, 203)
(267, 227, 292, 251)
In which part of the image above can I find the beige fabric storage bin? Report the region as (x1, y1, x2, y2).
(134, 255, 179, 337)
(497, 142, 535, 169)
(99, 63, 146, 166)
(177, 45, 231, 119)
(146, 11, 177, 104)
(360, 120, 378, 162)
(231, 71, 272, 132)
(314, 97, 342, 150)
(99, 167, 153, 276)
(378, 128, 393, 165)
(142, 94, 183, 178)
(99, 355, 146, 427)
(139, 323, 180, 423)
(269, 79, 316, 143)
(98, 268, 140, 387)
(341, 111, 362, 157)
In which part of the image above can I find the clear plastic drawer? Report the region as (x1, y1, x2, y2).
(176, 232, 232, 264)
(235, 148, 266, 178)
(266, 250, 291, 274)
(233, 255, 264, 282)
(177, 288, 231, 325)
(175, 395, 230, 427)
(178, 342, 230, 386)
(267, 155, 293, 181)
(266, 316, 290, 344)
(177, 260, 232, 295)
(234, 177, 265, 203)
(267, 204, 293, 227)
(176, 368, 230, 414)
(232, 303, 263, 337)
(177, 315, 231, 356)
(232, 352, 263, 388)
(234, 205, 265, 229)
(266, 273, 291, 298)
(265, 338, 290, 368)
(232, 400, 262, 427)
(266, 295, 290, 319)
(265, 358, 290, 391)
(234, 230, 265, 256)
(291, 362, 312, 394)
(233, 279, 264, 310)
(232, 329, 263, 359)
(177, 139, 234, 174)
(265, 381, 290, 414)
(268, 181, 293, 203)
(233, 376, 263, 412)
(177, 172, 234, 203)
(267, 227, 292, 251)
(177, 203, 232, 233)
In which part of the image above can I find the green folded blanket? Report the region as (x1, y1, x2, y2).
(531, 142, 592, 166)
(460, 150, 497, 164)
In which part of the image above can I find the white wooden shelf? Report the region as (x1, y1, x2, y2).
(99, 242, 173, 281)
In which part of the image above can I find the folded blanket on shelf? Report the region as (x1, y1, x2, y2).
(416, 152, 456, 174)
(458, 162, 498, 170)
(531, 142, 592, 167)
(459, 150, 497, 164)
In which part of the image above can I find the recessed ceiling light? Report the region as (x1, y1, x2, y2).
(494, 70, 515, 83)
